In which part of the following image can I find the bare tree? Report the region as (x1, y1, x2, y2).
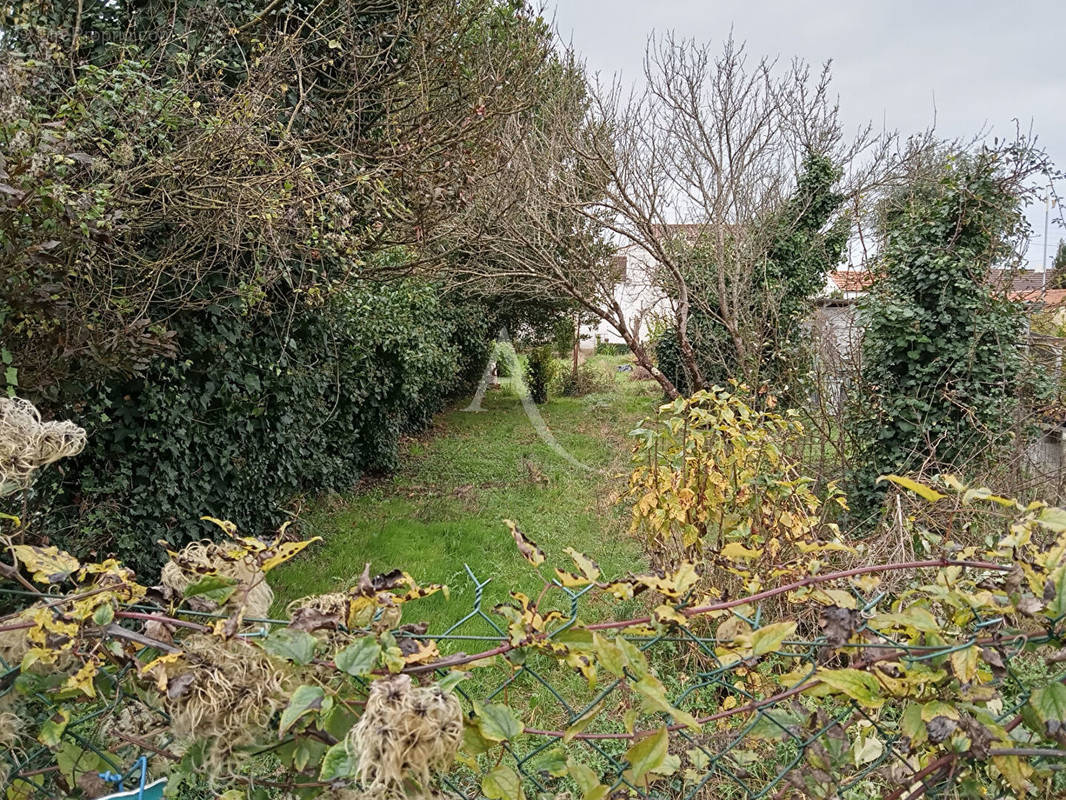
(439, 33, 891, 398)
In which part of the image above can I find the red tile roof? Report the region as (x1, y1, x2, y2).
(828, 270, 874, 293)
(1010, 288, 1066, 307)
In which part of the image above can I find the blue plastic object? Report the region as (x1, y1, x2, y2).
(96, 756, 167, 800)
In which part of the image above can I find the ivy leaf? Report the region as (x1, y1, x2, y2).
(476, 703, 523, 742)
(334, 637, 381, 677)
(183, 574, 238, 604)
(278, 685, 325, 737)
(482, 765, 523, 800)
(318, 741, 356, 781)
(623, 727, 668, 783)
(261, 629, 317, 665)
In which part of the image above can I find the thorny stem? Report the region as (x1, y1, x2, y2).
(402, 558, 1010, 675)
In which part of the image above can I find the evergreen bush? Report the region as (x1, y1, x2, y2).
(26, 280, 491, 571)
(524, 346, 557, 404)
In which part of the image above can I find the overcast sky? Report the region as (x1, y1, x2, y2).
(552, 0, 1065, 269)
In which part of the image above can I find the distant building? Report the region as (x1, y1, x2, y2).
(581, 241, 672, 348)
(822, 269, 874, 299)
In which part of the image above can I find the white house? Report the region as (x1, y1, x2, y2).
(821, 269, 873, 300)
(581, 241, 672, 348)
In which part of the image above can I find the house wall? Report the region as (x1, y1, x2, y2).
(581, 244, 672, 348)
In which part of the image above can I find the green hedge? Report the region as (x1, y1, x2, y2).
(27, 281, 491, 571)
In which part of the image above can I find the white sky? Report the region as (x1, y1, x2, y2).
(552, 0, 1066, 269)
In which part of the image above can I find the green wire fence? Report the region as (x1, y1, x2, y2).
(2, 563, 1064, 800)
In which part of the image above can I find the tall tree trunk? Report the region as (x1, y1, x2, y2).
(571, 311, 580, 379)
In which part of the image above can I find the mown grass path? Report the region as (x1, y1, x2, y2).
(272, 355, 657, 633)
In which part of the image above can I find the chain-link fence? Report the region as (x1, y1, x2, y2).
(2, 565, 1065, 800)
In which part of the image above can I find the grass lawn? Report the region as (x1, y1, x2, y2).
(271, 354, 658, 636)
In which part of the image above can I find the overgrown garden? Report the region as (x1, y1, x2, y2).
(2, 1, 1066, 799)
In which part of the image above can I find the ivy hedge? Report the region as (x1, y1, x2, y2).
(26, 280, 492, 572)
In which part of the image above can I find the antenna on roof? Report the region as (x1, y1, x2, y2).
(1044, 183, 1051, 290)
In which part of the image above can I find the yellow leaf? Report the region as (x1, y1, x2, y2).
(63, 657, 100, 699)
(21, 646, 56, 669)
(347, 596, 377, 629)
(815, 668, 884, 708)
(871, 606, 939, 634)
(920, 700, 959, 721)
(992, 754, 1032, 794)
(564, 547, 601, 582)
(653, 604, 688, 627)
(140, 652, 183, 692)
(11, 545, 80, 584)
(877, 475, 945, 502)
(750, 622, 796, 657)
(811, 589, 858, 609)
(200, 516, 239, 536)
(403, 640, 440, 665)
(505, 520, 545, 567)
(555, 568, 590, 587)
(950, 645, 979, 684)
(260, 537, 321, 572)
(720, 542, 762, 560)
